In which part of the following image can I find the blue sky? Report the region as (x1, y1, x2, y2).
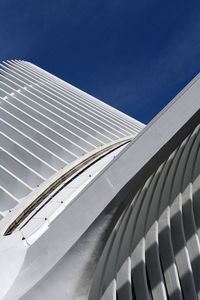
(0, 0, 200, 124)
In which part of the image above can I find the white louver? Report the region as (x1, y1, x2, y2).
(0, 60, 144, 220)
(89, 122, 200, 300)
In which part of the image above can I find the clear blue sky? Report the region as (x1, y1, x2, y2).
(0, 0, 200, 124)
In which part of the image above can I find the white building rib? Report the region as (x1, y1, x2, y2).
(0, 78, 109, 147)
(0, 69, 114, 144)
(3, 62, 126, 139)
(0, 83, 96, 151)
(0, 60, 143, 219)
(5, 61, 135, 136)
(1, 62, 136, 137)
(0, 131, 57, 175)
(16, 61, 143, 131)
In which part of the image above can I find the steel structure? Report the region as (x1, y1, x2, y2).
(0, 61, 200, 300)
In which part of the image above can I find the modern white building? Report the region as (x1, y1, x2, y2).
(0, 61, 200, 300)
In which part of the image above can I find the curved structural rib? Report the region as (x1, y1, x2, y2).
(89, 123, 200, 300)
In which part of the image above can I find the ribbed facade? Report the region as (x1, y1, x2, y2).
(89, 122, 200, 300)
(0, 60, 143, 219)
